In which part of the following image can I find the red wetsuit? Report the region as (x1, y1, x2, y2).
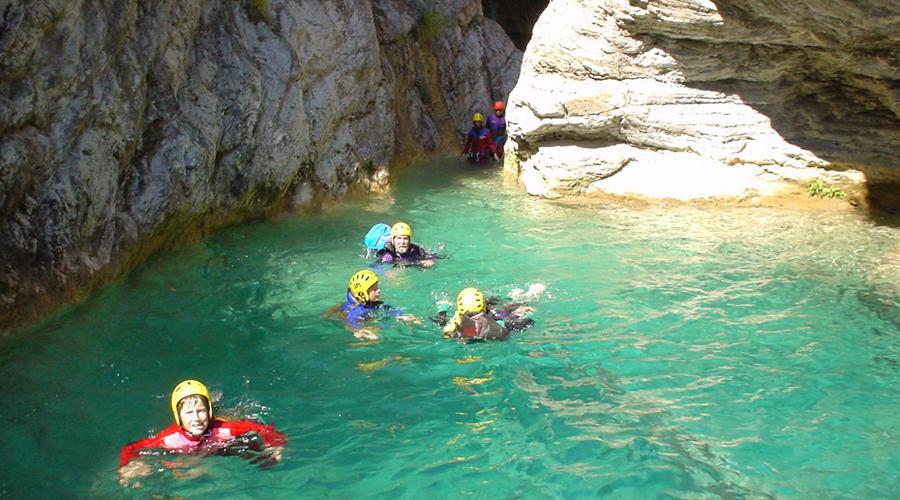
(462, 126, 497, 163)
(120, 418, 286, 467)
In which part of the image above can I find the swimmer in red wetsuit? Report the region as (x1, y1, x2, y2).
(118, 380, 286, 485)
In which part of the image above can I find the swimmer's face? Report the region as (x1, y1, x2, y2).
(367, 283, 381, 303)
(178, 397, 210, 437)
(393, 235, 410, 254)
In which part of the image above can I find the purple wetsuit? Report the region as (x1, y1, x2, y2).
(486, 113, 507, 153)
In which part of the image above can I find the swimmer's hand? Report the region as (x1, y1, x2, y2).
(397, 314, 421, 324)
(420, 259, 435, 268)
(118, 461, 153, 487)
(172, 465, 207, 480)
(249, 445, 284, 468)
(511, 305, 534, 316)
(268, 445, 284, 463)
(354, 328, 379, 341)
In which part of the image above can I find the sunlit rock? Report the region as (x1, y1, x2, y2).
(505, 0, 899, 204)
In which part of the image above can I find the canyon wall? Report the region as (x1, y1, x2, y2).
(0, 0, 521, 328)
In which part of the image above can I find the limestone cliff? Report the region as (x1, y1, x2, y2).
(0, 0, 521, 328)
(504, 0, 899, 208)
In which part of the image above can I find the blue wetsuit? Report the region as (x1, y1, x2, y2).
(337, 291, 402, 330)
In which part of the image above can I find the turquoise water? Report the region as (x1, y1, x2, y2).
(1, 159, 898, 498)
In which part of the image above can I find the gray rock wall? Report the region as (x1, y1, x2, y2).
(504, 0, 898, 206)
(0, 0, 521, 329)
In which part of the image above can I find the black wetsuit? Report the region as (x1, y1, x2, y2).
(485, 298, 535, 333)
(434, 298, 535, 340)
(375, 241, 434, 267)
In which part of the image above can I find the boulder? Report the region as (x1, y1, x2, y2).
(505, 0, 898, 206)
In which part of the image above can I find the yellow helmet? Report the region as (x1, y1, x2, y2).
(456, 287, 486, 316)
(472, 112, 484, 123)
(348, 269, 379, 302)
(391, 222, 412, 239)
(171, 379, 212, 426)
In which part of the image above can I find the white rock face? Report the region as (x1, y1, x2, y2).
(0, 0, 521, 327)
(505, 0, 898, 201)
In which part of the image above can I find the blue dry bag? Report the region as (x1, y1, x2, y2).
(364, 223, 391, 250)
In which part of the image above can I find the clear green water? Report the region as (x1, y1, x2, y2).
(1, 160, 898, 498)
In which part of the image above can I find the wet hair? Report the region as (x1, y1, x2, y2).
(177, 394, 209, 414)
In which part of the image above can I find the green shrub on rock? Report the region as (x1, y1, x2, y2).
(806, 178, 847, 199)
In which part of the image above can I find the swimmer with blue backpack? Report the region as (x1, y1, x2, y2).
(365, 222, 436, 268)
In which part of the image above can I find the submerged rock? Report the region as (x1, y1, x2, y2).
(0, 0, 521, 328)
(504, 0, 898, 207)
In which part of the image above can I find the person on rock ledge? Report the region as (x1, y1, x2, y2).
(461, 112, 499, 164)
(118, 380, 286, 487)
(486, 101, 507, 157)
